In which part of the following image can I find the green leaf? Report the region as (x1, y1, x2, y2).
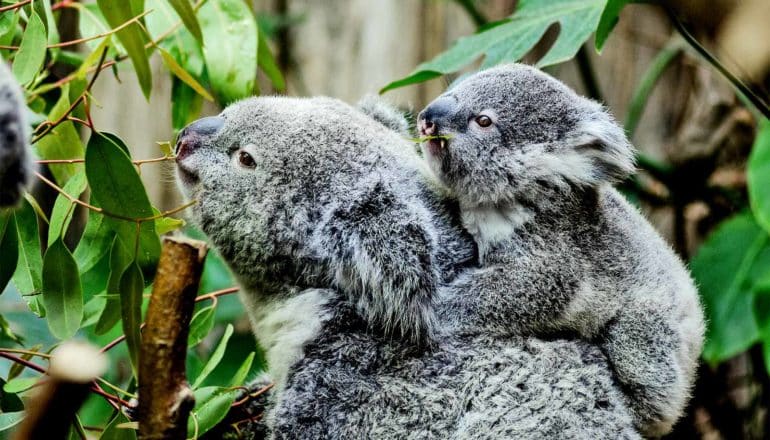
(171, 78, 203, 132)
(35, 83, 85, 185)
(230, 352, 255, 387)
(0, 211, 19, 293)
(0, 411, 24, 432)
(101, 411, 137, 440)
(85, 132, 161, 277)
(749, 119, 770, 235)
(74, 35, 111, 80)
(188, 304, 216, 347)
(199, 0, 258, 104)
(145, 0, 204, 77)
(257, 27, 284, 92)
(167, 0, 203, 44)
(96, 236, 132, 335)
(42, 238, 84, 339)
(3, 377, 38, 394)
(158, 46, 213, 101)
(97, 0, 152, 98)
(0, 314, 22, 344)
(381, 0, 607, 93)
(120, 262, 144, 376)
(187, 386, 239, 436)
(192, 324, 233, 389)
(73, 208, 114, 273)
(11, 199, 44, 316)
(691, 212, 770, 363)
(0, 378, 24, 412)
(153, 211, 185, 235)
(11, 10, 46, 85)
(595, 0, 631, 52)
(47, 172, 87, 247)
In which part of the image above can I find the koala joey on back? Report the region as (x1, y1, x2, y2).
(0, 61, 33, 207)
(417, 64, 705, 436)
(175, 96, 643, 438)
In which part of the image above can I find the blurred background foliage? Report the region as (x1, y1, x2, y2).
(0, 0, 769, 438)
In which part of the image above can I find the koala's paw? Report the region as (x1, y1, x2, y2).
(602, 306, 689, 437)
(0, 63, 33, 207)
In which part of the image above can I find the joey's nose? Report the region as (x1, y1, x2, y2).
(418, 96, 456, 136)
(175, 116, 225, 160)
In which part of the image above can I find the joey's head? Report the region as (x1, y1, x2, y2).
(417, 64, 634, 210)
(174, 96, 409, 291)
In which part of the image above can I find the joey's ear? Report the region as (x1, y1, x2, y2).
(570, 107, 636, 185)
(357, 94, 411, 136)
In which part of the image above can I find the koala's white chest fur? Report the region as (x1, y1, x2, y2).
(460, 204, 533, 260)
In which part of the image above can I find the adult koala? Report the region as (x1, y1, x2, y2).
(176, 95, 644, 439)
(0, 61, 33, 207)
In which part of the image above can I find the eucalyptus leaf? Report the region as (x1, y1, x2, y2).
(35, 83, 85, 185)
(47, 172, 87, 247)
(84, 132, 160, 278)
(171, 78, 203, 132)
(595, 0, 631, 51)
(158, 47, 213, 101)
(187, 386, 239, 436)
(95, 236, 132, 335)
(97, 0, 152, 98)
(42, 239, 84, 339)
(193, 324, 233, 389)
(167, 0, 203, 44)
(188, 304, 216, 347)
(199, 0, 258, 104)
(73, 206, 114, 273)
(0, 411, 24, 432)
(230, 352, 255, 387)
(12, 10, 46, 85)
(120, 262, 144, 376)
(101, 411, 137, 440)
(11, 199, 44, 316)
(0, 212, 19, 293)
(3, 377, 38, 394)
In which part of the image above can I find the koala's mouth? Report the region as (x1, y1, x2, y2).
(416, 135, 450, 157)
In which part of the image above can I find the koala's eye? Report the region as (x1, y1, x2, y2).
(475, 115, 493, 128)
(238, 150, 256, 169)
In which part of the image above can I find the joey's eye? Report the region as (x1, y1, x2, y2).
(475, 115, 493, 128)
(238, 150, 256, 169)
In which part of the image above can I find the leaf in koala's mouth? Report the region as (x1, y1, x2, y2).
(406, 134, 454, 144)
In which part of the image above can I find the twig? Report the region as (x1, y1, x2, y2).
(138, 237, 208, 439)
(575, 45, 604, 103)
(232, 383, 274, 408)
(34, 171, 196, 222)
(0, 0, 31, 13)
(32, 46, 109, 144)
(0, 9, 152, 51)
(100, 287, 240, 354)
(665, 6, 770, 119)
(37, 156, 176, 166)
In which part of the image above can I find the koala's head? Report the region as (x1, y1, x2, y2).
(0, 62, 33, 207)
(174, 96, 408, 291)
(416, 64, 634, 209)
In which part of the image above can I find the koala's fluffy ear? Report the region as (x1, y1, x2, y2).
(357, 95, 411, 136)
(565, 106, 636, 186)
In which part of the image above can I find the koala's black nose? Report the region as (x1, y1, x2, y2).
(418, 96, 456, 136)
(176, 116, 224, 160)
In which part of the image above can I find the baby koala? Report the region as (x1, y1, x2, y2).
(418, 64, 704, 437)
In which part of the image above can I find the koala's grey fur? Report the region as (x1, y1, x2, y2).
(176, 96, 644, 438)
(417, 64, 705, 436)
(0, 61, 33, 207)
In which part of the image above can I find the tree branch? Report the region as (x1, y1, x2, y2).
(138, 237, 208, 439)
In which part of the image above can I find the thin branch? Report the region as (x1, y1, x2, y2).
(665, 6, 770, 119)
(0, 0, 31, 13)
(231, 383, 274, 408)
(34, 171, 196, 222)
(575, 45, 604, 103)
(37, 156, 176, 166)
(0, 9, 152, 51)
(100, 287, 240, 354)
(0, 347, 51, 359)
(32, 47, 109, 144)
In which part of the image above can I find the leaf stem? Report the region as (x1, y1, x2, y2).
(0, 0, 31, 13)
(665, 6, 770, 119)
(37, 156, 176, 166)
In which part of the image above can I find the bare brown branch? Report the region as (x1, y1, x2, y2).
(138, 237, 208, 439)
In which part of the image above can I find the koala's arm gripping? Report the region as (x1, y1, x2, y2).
(314, 183, 439, 346)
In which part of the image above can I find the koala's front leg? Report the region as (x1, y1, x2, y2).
(314, 182, 440, 346)
(601, 301, 689, 437)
